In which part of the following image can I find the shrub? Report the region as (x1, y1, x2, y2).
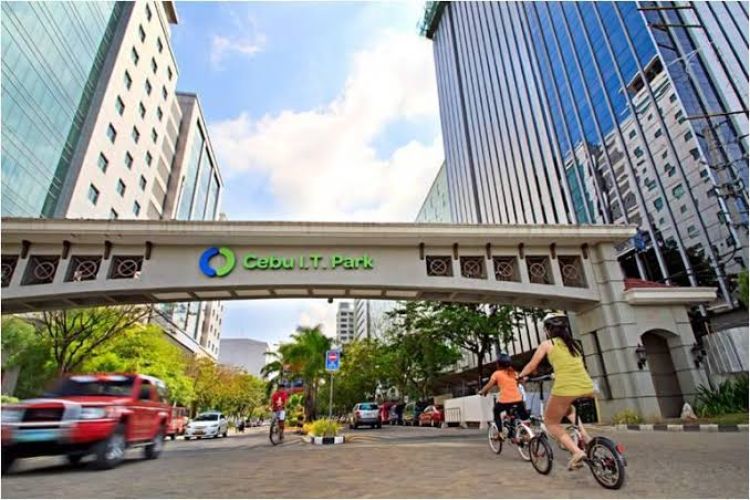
(308, 418, 341, 437)
(694, 375, 749, 417)
(611, 409, 642, 425)
(1, 395, 20, 405)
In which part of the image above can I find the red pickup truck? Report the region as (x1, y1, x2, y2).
(1, 373, 171, 473)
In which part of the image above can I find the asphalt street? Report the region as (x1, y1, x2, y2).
(2, 425, 747, 498)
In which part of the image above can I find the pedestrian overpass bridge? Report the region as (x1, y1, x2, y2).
(0, 218, 716, 421)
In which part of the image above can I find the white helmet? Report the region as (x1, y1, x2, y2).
(542, 311, 567, 327)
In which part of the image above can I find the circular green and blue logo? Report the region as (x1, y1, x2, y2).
(199, 246, 236, 278)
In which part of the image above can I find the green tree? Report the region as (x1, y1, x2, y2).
(1, 316, 56, 398)
(37, 306, 151, 376)
(738, 269, 748, 307)
(82, 323, 195, 406)
(330, 338, 388, 412)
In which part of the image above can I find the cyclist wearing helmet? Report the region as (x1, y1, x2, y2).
(479, 353, 529, 441)
(518, 311, 594, 470)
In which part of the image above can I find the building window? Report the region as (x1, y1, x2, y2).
(700, 168, 709, 179)
(110, 209, 119, 220)
(162, 86, 168, 101)
(634, 147, 643, 158)
(139, 175, 147, 191)
(718, 211, 728, 223)
(115, 96, 125, 115)
(654, 129, 662, 139)
(151, 128, 158, 144)
(88, 184, 99, 205)
(124, 70, 132, 90)
(151, 57, 157, 74)
(125, 152, 133, 169)
(658, 217, 665, 226)
(116, 179, 126, 197)
(687, 225, 699, 238)
(139, 25, 146, 43)
(131, 47, 139, 65)
(132, 126, 140, 143)
(167, 66, 173, 81)
(672, 184, 685, 199)
(667, 166, 676, 177)
(157, 37, 163, 53)
(647, 113, 653, 121)
(146, 3, 152, 21)
(654, 197, 664, 211)
(107, 124, 117, 143)
(139, 102, 146, 118)
(133, 201, 141, 216)
(157, 106, 163, 121)
(145, 78, 152, 95)
(684, 131, 693, 142)
(98, 153, 108, 173)
(628, 130, 637, 139)
(669, 93, 677, 103)
(145, 151, 153, 166)
(681, 205, 688, 214)
(690, 148, 700, 160)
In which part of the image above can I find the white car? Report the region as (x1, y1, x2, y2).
(184, 412, 228, 439)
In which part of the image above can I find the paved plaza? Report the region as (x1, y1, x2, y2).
(2, 425, 747, 498)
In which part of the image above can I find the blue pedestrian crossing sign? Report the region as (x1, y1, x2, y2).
(325, 350, 341, 372)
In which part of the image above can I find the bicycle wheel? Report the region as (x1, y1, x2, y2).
(488, 423, 502, 455)
(587, 437, 626, 490)
(514, 423, 534, 462)
(269, 420, 281, 446)
(529, 435, 553, 475)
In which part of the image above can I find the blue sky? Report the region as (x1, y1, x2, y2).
(171, 2, 443, 346)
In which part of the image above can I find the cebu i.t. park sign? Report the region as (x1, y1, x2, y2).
(199, 246, 375, 278)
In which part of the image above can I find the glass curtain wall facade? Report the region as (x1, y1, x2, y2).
(427, 2, 748, 314)
(1, 2, 122, 217)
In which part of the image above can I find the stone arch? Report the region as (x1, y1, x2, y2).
(641, 329, 684, 418)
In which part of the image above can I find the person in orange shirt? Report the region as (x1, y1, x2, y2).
(479, 353, 529, 441)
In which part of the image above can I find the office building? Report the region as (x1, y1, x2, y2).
(421, 1, 748, 374)
(415, 162, 452, 224)
(1, 1, 224, 359)
(353, 299, 394, 340)
(219, 338, 269, 377)
(336, 301, 356, 344)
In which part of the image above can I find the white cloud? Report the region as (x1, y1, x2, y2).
(210, 30, 443, 222)
(209, 14, 267, 70)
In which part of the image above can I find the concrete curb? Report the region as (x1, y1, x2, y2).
(615, 423, 748, 432)
(302, 435, 345, 445)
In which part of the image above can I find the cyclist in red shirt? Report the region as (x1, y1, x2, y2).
(270, 382, 289, 439)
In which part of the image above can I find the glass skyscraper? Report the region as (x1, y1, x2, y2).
(422, 1, 748, 324)
(1, 2, 122, 217)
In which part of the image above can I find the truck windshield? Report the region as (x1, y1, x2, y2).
(49, 375, 135, 397)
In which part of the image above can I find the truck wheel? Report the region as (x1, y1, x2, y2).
(93, 423, 126, 470)
(144, 426, 165, 460)
(2, 451, 16, 474)
(67, 452, 86, 466)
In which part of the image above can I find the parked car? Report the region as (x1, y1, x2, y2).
(166, 406, 188, 440)
(402, 401, 430, 426)
(349, 402, 381, 429)
(418, 405, 444, 427)
(184, 412, 228, 439)
(1, 373, 171, 473)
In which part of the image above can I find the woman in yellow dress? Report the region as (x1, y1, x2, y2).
(518, 311, 594, 470)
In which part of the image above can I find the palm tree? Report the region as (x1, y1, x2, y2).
(283, 325, 331, 422)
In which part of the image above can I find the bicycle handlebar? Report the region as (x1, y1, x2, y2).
(525, 374, 554, 382)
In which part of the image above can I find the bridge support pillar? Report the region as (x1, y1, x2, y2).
(574, 244, 709, 423)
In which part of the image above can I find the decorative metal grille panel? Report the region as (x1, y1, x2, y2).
(425, 256, 452, 277)
(526, 256, 553, 285)
(559, 256, 586, 288)
(22, 256, 60, 285)
(1, 256, 18, 288)
(109, 256, 143, 279)
(65, 256, 102, 282)
(459, 256, 486, 279)
(492, 256, 519, 282)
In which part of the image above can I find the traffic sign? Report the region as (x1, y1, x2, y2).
(325, 350, 341, 372)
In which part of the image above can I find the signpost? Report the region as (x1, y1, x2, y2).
(325, 350, 341, 419)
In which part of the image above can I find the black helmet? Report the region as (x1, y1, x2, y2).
(497, 353, 512, 368)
